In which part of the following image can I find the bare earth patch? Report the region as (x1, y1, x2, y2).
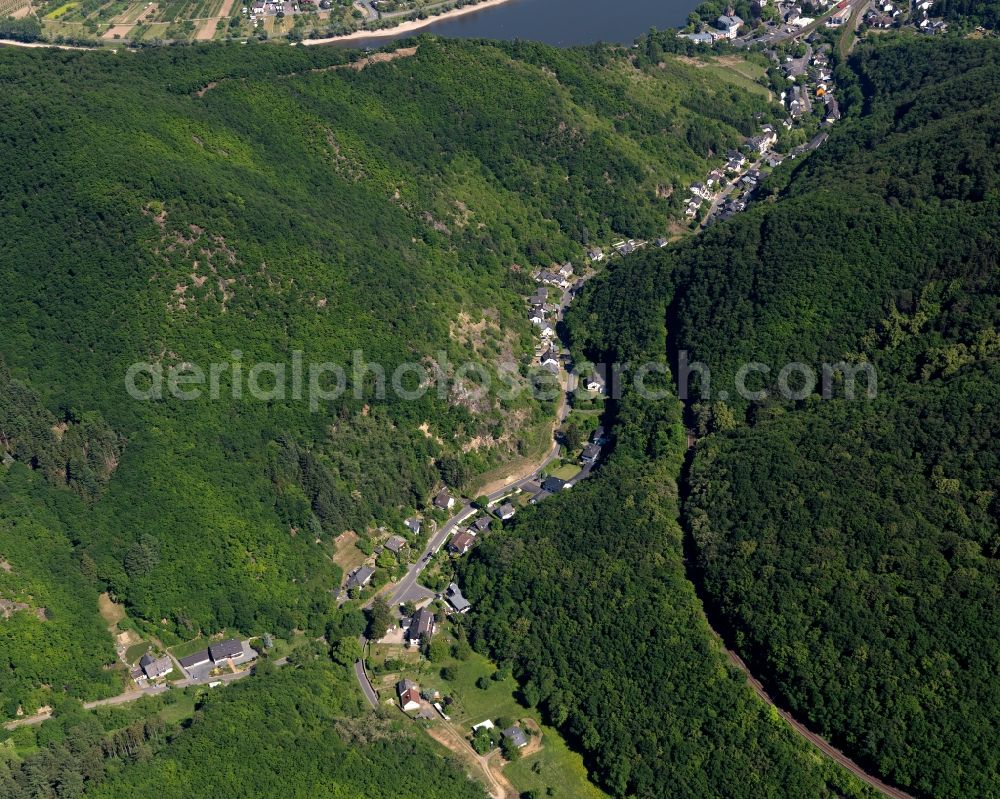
(195, 81, 218, 98)
(102, 23, 134, 38)
(0, 598, 32, 619)
(98, 591, 126, 630)
(196, 0, 235, 40)
(425, 723, 516, 799)
(346, 46, 418, 71)
(332, 530, 366, 576)
(517, 718, 544, 756)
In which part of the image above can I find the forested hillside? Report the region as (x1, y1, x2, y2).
(461, 452, 880, 799)
(674, 39, 1000, 799)
(0, 467, 122, 715)
(0, 37, 769, 712)
(548, 37, 998, 799)
(87, 659, 487, 799)
(461, 231, 880, 796)
(0, 656, 487, 799)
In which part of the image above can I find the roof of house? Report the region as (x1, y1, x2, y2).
(405, 517, 422, 534)
(396, 678, 418, 695)
(384, 535, 407, 554)
(503, 726, 530, 748)
(718, 13, 743, 26)
(582, 443, 601, 461)
(346, 565, 376, 590)
(541, 476, 568, 492)
(448, 530, 477, 554)
(210, 638, 243, 662)
(141, 654, 172, 677)
(408, 608, 435, 640)
(433, 489, 453, 508)
(400, 687, 421, 707)
(495, 502, 516, 519)
(178, 649, 211, 669)
(446, 583, 471, 613)
(471, 515, 492, 533)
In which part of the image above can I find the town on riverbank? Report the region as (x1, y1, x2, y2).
(3, 0, 985, 51)
(0, 0, 513, 48)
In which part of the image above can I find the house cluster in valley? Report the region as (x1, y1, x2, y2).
(681, 42, 844, 226)
(864, 0, 948, 32)
(681, 0, 951, 48)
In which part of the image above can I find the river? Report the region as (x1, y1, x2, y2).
(334, 0, 695, 49)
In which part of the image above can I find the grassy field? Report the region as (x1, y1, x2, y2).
(44, 1, 78, 18)
(505, 724, 610, 799)
(332, 531, 367, 577)
(167, 637, 208, 658)
(385, 635, 609, 798)
(466, 417, 553, 496)
(157, 691, 196, 724)
(124, 641, 151, 662)
(118, 0, 150, 22)
(137, 20, 169, 37)
(549, 462, 582, 481)
(703, 57, 772, 99)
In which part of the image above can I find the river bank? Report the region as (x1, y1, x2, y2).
(302, 0, 513, 45)
(0, 38, 104, 49)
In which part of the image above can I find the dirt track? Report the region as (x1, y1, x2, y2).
(426, 724, 516, 799)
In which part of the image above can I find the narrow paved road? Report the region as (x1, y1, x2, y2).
(353, 412, 570, 708)
(354, 659, 379, 708)
(354, 274, 585, 707)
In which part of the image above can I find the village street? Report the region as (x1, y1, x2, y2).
(353, 275, 586, 702)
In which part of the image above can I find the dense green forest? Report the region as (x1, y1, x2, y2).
(0, 656, 487, 799)
(1, 362, 124, 501)
(936, 0, 1000, 27)
(0, 467, 122, 715)
(553, 37, 998, 799)
(461, 452, 880, 799)
(0, 37, 770, 711)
